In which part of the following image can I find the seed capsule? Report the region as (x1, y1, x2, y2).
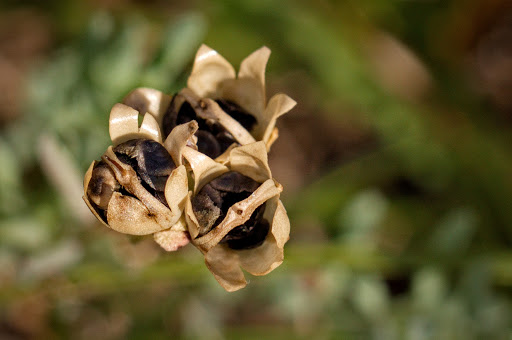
(186, 44, 297, 151)
(83, 138, 189, 238)
(184, 142, 290, 292)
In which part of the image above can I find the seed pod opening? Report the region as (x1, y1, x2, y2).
(192, 171, 270, 250)
(162, 90, 257, 159)
(114, 139, 176, 201)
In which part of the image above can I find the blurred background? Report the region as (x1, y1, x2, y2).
(1, 0, 512, 338)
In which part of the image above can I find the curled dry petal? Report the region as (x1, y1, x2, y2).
(109, 103, 163, 146)
(228, 141, 272, 183)
(182, 147, 229, 193)
(123, 87, 172, 127)
(220, 46, 270, 122)
(188, 44, 236, 99)
(204, 246, 246, 292)
(163, 120, 199, 167)
(256, 93, 297, 143)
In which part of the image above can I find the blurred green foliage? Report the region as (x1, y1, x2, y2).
(1, 0, 512, 339)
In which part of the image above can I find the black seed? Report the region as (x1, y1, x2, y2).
(176, 101, 196, 125)
(163, 97, 199, 137)
(209, 171, 260, 194)
(196, 130, 221, 159)
(88, 161, 118, 210)
(215, 130, 237, 152)
(114, 139, 176, 192)
(222, 205, 270, 250)
(192, 183, 224, 235)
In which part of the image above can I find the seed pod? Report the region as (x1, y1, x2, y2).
(183, 141, 290, 292)
(83, 138, 188, 236)
(185, 44, 297, 151)
(84, 113, 196, 250)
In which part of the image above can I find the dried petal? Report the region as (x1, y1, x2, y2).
(109, 103, 163, 145)
(188, 44, 236, 98)
(153, 228, 190, 251)
(228, 141, 272, 183)
(106, 192, 167, 235)
(123, 87, 172, 126)
(163, 120, 198, 167)
(204, 245, 246, 292)
(258, 93, 296, 144)
(182, 146, 229, 193)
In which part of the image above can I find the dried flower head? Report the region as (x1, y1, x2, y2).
(83, 45, 295, 290)
(162, 45, 296, 160)
(183, 141, 290, 291)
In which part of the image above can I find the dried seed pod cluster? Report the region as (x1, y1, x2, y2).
(83, 45, 296, 291)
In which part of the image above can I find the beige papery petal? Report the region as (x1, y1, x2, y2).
(123, 87, 172, 126)
(182, 147, 229, 195)
(238, 197, 289, 275)
(204, 246, 246, 292)
(163, 120, 199, 167)
(97, 147, 187, 235)
(109, 103, 162, 146)
(228, 141, 272, 183)
(187, 44, 236, 99)
(254, 93, 297, 145)
(219, 47, 271, 122)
